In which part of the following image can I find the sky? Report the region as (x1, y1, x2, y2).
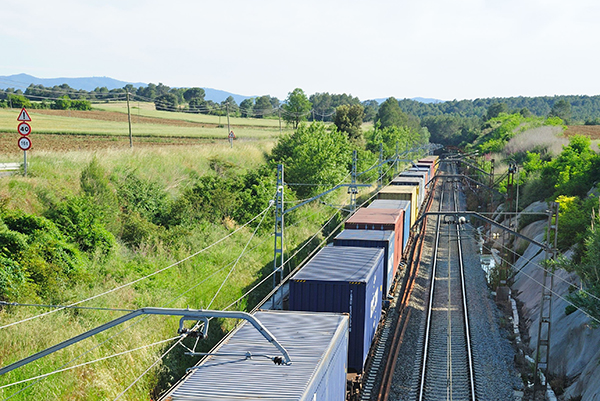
(1, 0, 600, 102)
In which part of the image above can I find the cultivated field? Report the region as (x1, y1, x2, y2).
(0, 106, 291, 154)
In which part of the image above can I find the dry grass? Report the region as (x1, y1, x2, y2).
(503, 125, 567, 156)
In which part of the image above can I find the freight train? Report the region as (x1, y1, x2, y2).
(161, 155, 440, 401)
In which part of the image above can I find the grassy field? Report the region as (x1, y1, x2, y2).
(94, 101, 286, 128)
(0, 129, 352, 400)
(0, 107, 292, 141)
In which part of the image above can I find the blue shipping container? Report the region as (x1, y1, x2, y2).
(368, 199, 411, 249)
(164, 310, 349, 401)
(289, 246, 384, 373)
(334, 229, 395, 297)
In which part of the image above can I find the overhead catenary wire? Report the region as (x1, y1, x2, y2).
(0, 204, 273, 331)
(0, 336, 180, 391)
(461, 228, 600, 325)
(475, 228, 600, 304)
(206, 203, 272, 309)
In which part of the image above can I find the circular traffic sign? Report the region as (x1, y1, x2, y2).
(18, 122, 31, 136)
(18, 136, 31, 151)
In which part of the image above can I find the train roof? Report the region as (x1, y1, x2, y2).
(164, 310, 349, 400)
(293, 246, 384, 282)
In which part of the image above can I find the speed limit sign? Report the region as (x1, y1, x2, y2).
(18, 122, 31, 136)
(18, 136, 31, 151)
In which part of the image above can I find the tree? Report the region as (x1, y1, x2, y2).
(6, 94, 31, 108)
(283, 88, 312, 129)
(334, 104, 365, 145)
(154, 93, 178, 111)
(375, 97, 410, 129)
(485, 102, 508, 121)
(270, 122, 351, 196)
(53, 95, 71, 110)
(239, 98, 254, 118)
(362, 100, 379, 122)
(254, 96, 273, 118)
(549, 99, 572, 124)
(221, 96, 239, 115)
(188, 98, 207, 113)
(183, 87, 205, 102)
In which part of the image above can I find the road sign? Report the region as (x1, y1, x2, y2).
(18, 137, 31, 151)
(17, 122, 31, 136)
(17, 108, 32, 122)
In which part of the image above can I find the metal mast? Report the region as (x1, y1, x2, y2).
(534, 201, 559, 390)
(272, 164, 284, 308)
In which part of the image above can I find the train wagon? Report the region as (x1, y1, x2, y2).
(163, 310, 349, 401)
(378, 185, 418, 225)
(391, 175, 424, 205)
(408, 166, 430, 183)
(368, 199, 411, 249)
(334, 229, 395, 297)
(289, 246, 384, 373)
(418, 155, 439, 175)
(344, 207, 404, 272)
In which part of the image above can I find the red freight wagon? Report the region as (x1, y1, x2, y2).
(344, 208, 404, 276)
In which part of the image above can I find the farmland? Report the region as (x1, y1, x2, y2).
(0, 104, 292, 158)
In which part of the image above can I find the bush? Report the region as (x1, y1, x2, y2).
(0, 257, 27, 301)
(44, 196, 115, 255)
(116, 171, 170, 226)
(70, 99, 92, 111)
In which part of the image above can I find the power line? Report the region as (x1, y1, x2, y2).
(0, 205, 273, 331)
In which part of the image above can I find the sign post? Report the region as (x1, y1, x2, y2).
(17, 107, 32, 176)
(228, 131, 235, 148)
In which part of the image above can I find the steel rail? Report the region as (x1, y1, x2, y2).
(454, 178, 476, 401)
(418, 179, 445, 401)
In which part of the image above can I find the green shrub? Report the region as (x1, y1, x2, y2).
(0, 256, 27, 301)
(121, 211, 163, 248)
(45, 195, 115, 255)
(116, 171, 170, 226)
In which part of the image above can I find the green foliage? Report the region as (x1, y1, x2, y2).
(421, 114, 480, 147)
(70, 99, 92, 110)
(475, 113, 544, 154)
(239, 98, 254, 118)
(254, 95, 273, 118)
(183, 87, 205, 102)
(283, 88, 311, 129)
(541, 135, 600, 198)
(154, 93, 179, 111)
(309, 92, 361, 122)
(334, 104, 365, 145)
(116, 171, 170, 226)
(53, 95, 72, 110)
(270, 122, 351, 196)
(6, 93, 31, 108)
(549, 99, 572, 124)
(45, 196, 115, 255)
(376, 97, 417, 129)
(0, 210, 84, 301)
(485, 102, 508, 121)
(555, 195, 596, 251)
(0, 256, 27, 301)
(366, 125, 424, 160)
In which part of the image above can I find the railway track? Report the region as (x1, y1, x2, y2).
(415, 168, 475, 400)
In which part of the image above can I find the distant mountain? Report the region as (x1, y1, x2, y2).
(0, 73, 147, 92)
(372, 97, 443, 104)
(0, 73, 252, 104)
(0, 73, 442, 105)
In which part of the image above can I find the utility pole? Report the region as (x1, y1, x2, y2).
(378, 143, 384, 189)
(278, 107, 282, 135)
(534, 201, 559, 393)
(272, 165, 284, 309)
(395, 141, 399, 174)
(226, 102, 231, 136)
(126, 91, 133, 148)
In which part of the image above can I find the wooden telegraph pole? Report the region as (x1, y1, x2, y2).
(126, 91, 133, 148)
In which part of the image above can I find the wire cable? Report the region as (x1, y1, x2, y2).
(206, 203, 272, 309)
(0, 205, 272, 331)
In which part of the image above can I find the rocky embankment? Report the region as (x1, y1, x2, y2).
(507, 201, 600, 400)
